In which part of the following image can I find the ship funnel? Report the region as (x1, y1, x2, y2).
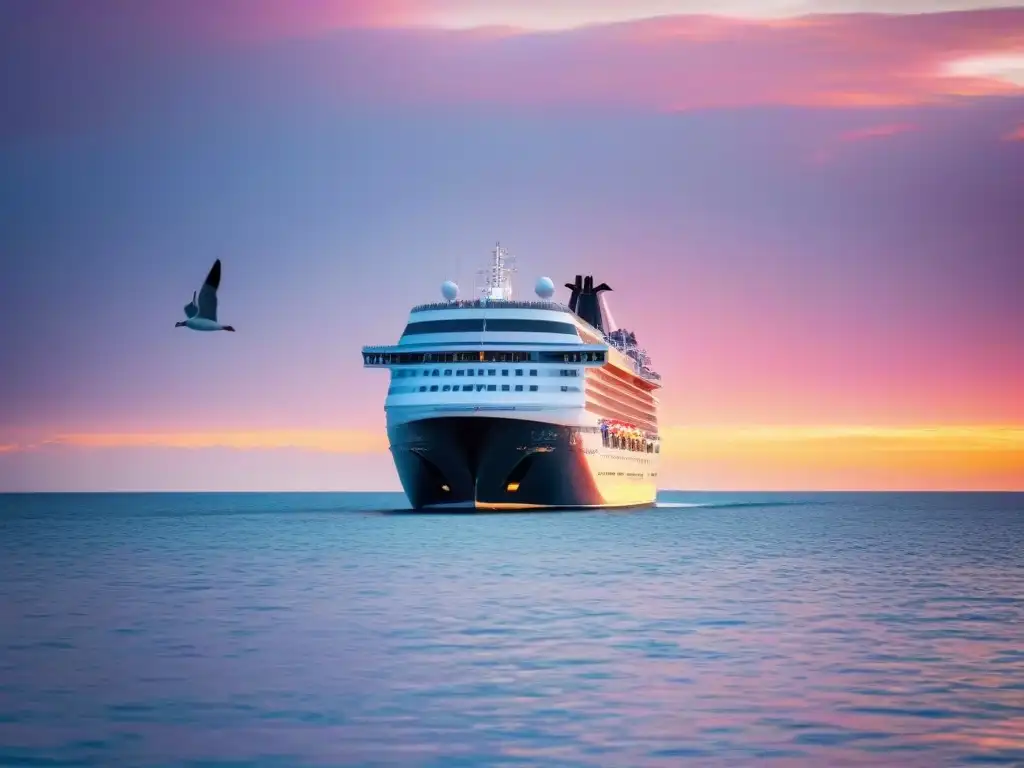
(565, 275, 583, 312)
(565, 274, 613, 332)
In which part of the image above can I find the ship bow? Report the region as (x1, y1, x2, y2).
(388, 417, 602, 510)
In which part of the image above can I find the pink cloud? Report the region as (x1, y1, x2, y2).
(1004, 123, 1024, 140)
(3, 0, 409, 48)
(810, 121, 919, 163)
(7, 6, 1024, 139)
(839, 123, 918, 142)
(268, 10, 1024, 114)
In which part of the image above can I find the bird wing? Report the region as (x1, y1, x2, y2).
(184, 290, 198, 318)
(196, 259, 221, 321)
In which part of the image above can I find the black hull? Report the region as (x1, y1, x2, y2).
(389, 417, 608, 510)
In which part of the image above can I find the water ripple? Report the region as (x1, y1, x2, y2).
(0, 491, 1022, 766)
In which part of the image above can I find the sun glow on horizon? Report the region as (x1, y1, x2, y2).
(1, 424, 1021, 492)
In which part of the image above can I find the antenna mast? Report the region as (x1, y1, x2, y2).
(476, 241, 516, 301)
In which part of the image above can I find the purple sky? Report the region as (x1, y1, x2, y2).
(1, 1, 1022, 490)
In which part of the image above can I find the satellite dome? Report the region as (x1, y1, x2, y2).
(441, 280, 459, 301)
(535, 276, 555, 299)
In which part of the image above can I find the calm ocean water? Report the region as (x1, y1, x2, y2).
(1, 491, 1022, 767)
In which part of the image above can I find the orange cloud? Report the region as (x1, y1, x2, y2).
(39, 430, 389, 454)
(661, 425, 1024, 454)
(659, 425, 1024, 490)
(3, 425, 1021, 491)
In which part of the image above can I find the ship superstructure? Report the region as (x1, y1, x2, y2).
(362, 243, 662, 510)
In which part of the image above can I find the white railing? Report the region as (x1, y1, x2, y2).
(410, 299, 572, 313)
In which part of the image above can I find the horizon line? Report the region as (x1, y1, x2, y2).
(2, 489, 1022, 495)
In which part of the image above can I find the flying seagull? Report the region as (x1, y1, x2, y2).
(175, 259, 235, 332)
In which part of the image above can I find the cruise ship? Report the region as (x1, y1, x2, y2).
(362, 244, 662, 510)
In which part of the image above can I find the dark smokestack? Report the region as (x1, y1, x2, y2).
(564, 275, 583, 313)
(565, 274, 612, 331)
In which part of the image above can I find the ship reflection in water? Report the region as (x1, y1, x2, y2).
(1, 491, 1022, 765)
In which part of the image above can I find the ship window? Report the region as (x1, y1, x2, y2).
(529, 369, 538, 377)
(401, 319, 484, 335)
(431, 369, 439, 377)
(456, 369, 465, 377)
(444, 369, 452, 376)
(501, 384, 510, 392)
(430, 385, 438, 392)
(501, 369, 509, 376)
(560, 385, 570, 392)
(419, 386, 426, 392)
(467, 369, 475, 377)
(515, 369, 524, 377)
(443, 385, 451, 392)
(487, 385, 497, 392)
(478, 369, 484, 376)
(529, 385, 538, 392)
(483, 319, 579, 335)
(487, 369, 496, 376)
(476, 384, 485, 392)
(462, 384, 473, 392)
(515, 385, 523, 392)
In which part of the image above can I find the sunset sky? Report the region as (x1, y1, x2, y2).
(2, 0, 1023, 491)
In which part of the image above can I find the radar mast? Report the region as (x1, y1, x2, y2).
(476, 242, 516, 301)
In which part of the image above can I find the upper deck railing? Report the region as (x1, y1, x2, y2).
(410, 299, 574, 314)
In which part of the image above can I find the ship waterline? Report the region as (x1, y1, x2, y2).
(363, 243, 663, 511)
